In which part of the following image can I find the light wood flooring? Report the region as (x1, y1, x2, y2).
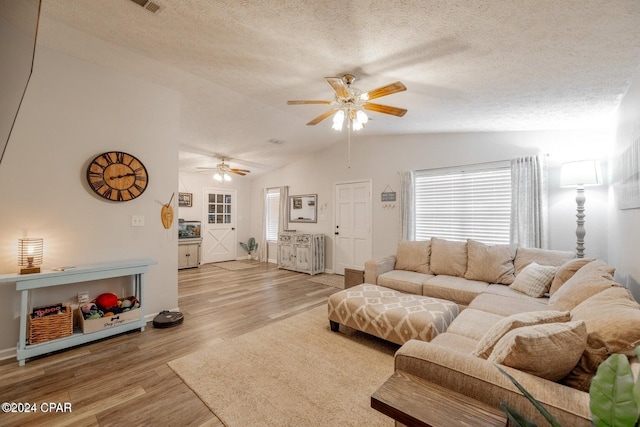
(0, 262, 339, 426)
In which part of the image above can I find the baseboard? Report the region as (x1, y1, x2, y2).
(0, 346, 16, 361)
(324, 269, 335, 274)
(268, 258, 277, 264)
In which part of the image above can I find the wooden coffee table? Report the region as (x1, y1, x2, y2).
(371, 371, 507, 427)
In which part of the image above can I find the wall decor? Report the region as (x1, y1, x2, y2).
(289, 194, 317, 223)
(617, 136, 640, 210)
(86, 151, 148, 202)
(381, 185, 396, 202)
(179, 192, 193, 207)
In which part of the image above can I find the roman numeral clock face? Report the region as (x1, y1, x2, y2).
(86, 151, 148, 202)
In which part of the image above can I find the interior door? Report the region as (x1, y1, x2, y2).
(202, 188, 236, 264)
(334, 181, 372, 275)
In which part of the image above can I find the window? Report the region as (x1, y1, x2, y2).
(265, 188, 280, 242)
(414, 163, 511, 245)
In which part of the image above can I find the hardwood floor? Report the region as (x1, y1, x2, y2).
(0, 262, 338, 426)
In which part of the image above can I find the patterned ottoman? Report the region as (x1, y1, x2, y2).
(328, 284, 459, 345)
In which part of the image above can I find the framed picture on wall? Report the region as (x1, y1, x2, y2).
(179, 192, 193, 207)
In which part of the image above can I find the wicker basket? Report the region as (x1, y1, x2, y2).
(28, 305, 73, 344)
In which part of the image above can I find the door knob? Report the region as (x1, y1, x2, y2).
(335, 232, 339, 235)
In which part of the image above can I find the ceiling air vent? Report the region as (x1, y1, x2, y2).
(129, 0, 163, 14)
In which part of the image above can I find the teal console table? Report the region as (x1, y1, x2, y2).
(0, 259, 157, 365)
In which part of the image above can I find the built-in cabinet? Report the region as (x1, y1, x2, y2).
(277, 232, 324, 275)
(178, 238, 201, 269)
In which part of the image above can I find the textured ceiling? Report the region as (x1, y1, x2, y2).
(38, 0, 640, 174)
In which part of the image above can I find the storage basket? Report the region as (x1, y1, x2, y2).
(28, 305, 73, 344)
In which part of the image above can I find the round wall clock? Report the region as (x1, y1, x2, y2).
(86, 151, 149, 202)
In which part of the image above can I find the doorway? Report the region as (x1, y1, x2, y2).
(334, 181, 372, 275)
(202, 188, 237, 263)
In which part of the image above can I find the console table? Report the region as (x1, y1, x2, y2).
(0, 259, 156, 365)
(277, 232, 324, 275)
(371, 371, 506, 427)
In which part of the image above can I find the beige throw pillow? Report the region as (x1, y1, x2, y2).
(394, 240, 431, 274)
(548, 259, 619, 311)
(464, 239, 518, 285)
(488, 321, 587, 381)
(513, 247, 574, 276)
(509, 262, 558, 297)
(429, 237, 467, 277)
(549, 258, 594, 296)
(473, 310, 570, 359)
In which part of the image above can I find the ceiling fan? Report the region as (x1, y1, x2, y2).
(196, 158, 250, 182)
(287, 74, 407, 131)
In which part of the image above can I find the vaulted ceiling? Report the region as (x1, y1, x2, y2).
(39, 0, 640, 175)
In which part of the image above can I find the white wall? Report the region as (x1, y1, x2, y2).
(609, 68, 640, 301)
(251, 129, 612, 272)
(0, 46, 180, 356)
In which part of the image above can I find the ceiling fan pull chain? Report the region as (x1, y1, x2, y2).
(348, 123, 351, 169)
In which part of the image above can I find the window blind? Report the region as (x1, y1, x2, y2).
(265, 188, 280, 242)
(414, 164, 511, 245)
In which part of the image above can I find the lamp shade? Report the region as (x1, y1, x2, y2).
(560, 160, 601, 187)
(18, 238, 43, 266)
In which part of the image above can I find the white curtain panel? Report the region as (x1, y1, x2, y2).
(259, 188, 267, 262)
(279, 185, 289, 236)
(400, 171, 415, 241)
(510, 155, 548, 248)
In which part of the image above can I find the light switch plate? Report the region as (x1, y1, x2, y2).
(131, 215, 145, 227)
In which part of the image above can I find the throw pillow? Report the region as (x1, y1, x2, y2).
(464, 239, 518, 285)
(509, 262, 558, 298)
(513, 247, 574, 276)
(561, 334, 610, 392)
(570, 286, 640, 356)
(549, 258, 594, 296)
(473, 310, 570, 359)
(394, 240, 431, 274)
(548, 259, 619, 311)
(488, 320, 587, 381)
(429, 237, 467, 277)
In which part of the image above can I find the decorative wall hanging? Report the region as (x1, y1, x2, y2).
(381, 185, 396, 202)
(617, 136, 640, 210)
(179, 192, 192, 207)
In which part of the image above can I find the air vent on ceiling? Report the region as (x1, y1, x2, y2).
(129, 0, 163, 14)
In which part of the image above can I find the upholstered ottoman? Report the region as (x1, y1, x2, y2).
(328, 284, 459, 345)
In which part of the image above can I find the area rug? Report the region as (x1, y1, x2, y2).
(213, 260, 260, 271)
(168, 305, 396, 427)
(308, 273, 345, 289)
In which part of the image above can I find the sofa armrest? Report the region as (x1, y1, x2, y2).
(394, 340, 592, 427)
(364, 255, 396, 284)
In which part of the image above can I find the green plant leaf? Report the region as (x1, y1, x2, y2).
(635, 346, 640, 421)
(590, 353, 638, 427)
(497, 365, 562, 426)
(500, 402, 538, 427)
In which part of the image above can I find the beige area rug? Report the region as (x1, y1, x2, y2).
(307, 273, 345, 289)
(168, 305, 397, 427)
(213, 260, 261, 271)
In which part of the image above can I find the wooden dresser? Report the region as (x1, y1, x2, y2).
(277, 232, 324, 275)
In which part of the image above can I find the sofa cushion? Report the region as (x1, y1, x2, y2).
(548, 259, 619, 312)
(469, 293, 549, 317)
(395, 240, 431, 274)
(377, 270, 432, 295)
(422, 275, 489, 306)
(464, 239, 518, 285)
(446, 308, 504, 342)
(430, 332, 478, 354)
(429, 238, 467, 277)
(509, 262, 558, 298)
(473, 310, 571, 359)
(514, 247, 574, 276)
(488, 320, 587, 381)
(561, 334, 610, 392)
(484, 284, 550, 303)
(549, 258, 594, 296)
(570, 286, 640, 356)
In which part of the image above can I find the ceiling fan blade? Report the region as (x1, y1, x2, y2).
(363, 102, 407, 117)
(230, 168, 250, 173)
(307, 108, 338, 125)
(287, 100, 332, 105)
(230, 170, 247, 176)
(325, 77, 350, 99)
(196, 167, 216, 171)
(362, 81, 407, 100)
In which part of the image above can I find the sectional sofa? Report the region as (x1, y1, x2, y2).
(362, 237, 640, 426)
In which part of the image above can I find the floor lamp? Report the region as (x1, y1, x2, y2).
(560, 160, 601, 258)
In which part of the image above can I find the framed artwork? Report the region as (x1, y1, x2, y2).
(178, 192, 193, 207)
(617, 136, 640, 210)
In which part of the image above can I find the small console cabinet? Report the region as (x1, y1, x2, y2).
(277, 232, 324, 275)
(0, 259, 156, 365)
(178, 238, 201, 269)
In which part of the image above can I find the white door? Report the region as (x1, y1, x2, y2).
(334, 181, 372, 275)
(202, 188, 237, 263)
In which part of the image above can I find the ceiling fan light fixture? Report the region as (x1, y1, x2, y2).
(332, 110, 345, 131)
(213, 172, 232, 182)
(356, 110, 368, 124)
